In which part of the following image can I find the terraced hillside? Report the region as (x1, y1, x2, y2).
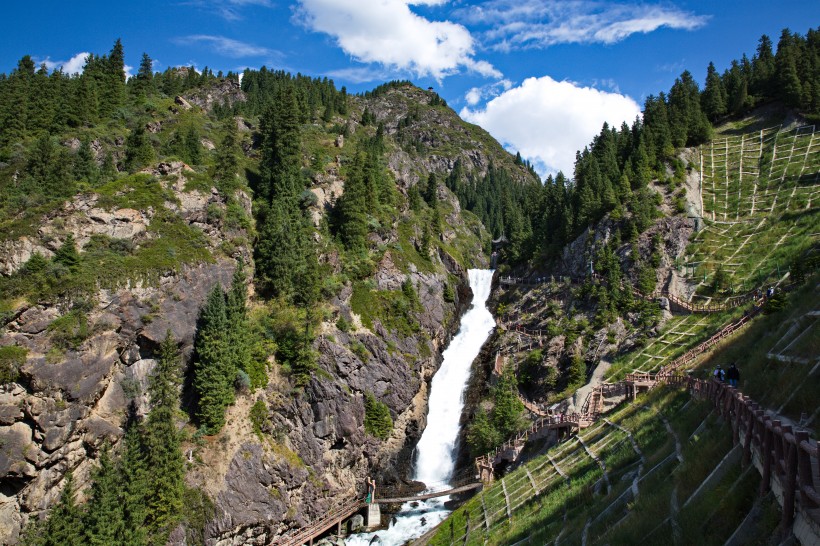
(607, 123, 819, 382)
(425, 122, 820, 544)
(427, 280, 820, 545)
(689, 124, 819, 302)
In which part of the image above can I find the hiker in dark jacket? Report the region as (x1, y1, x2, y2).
(726, 364, 740, 387)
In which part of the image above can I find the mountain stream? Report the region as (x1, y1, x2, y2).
(347, 269, 496, 545)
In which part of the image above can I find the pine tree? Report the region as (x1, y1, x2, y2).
(259, 87, 302, 202)
(702, 61, 727, 121)
(492, 369, 525, 438)
(336, 151, 369, 250)
(214, 117, 241, 191)
(54, 234, 80, 272)
(124, 124, 155, 172)
(144, 331, 185, 538)
(83, 447, 126, 545)
(183, 124, 201, 165)
(194, 287, 234, 432)
(30, 472, 84, 546)
(424, 172, 438, 207)
(118, 424, 148, 546)
(567, 351, 586, 388)
(226, 265, 257, 386)
(74, 137, 98, 185)
(131, 53, 154, 98)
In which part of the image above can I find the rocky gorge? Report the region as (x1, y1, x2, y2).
(0, 78, 537, 544)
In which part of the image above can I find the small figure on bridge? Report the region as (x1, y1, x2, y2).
(726, 363, 740, 388)
(365, 476, 376, 503)
(713, 365, 725, 382)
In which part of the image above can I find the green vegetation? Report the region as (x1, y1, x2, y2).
(22, 331, 195, 546)
(466, 369, 526, 457)
(193, 266, 262, 432)
(364, 392, 393, 439)
(350, 280, 421, 337)
(0, 345, 26, 384)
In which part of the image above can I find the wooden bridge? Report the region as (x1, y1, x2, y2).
(271, 482, 485, 545)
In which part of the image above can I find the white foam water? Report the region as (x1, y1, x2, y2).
(346, 269, 496, 545)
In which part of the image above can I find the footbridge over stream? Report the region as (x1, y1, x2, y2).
(272, 482, 484, 546)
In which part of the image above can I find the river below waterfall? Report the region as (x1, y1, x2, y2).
(347, 269, 496, 546)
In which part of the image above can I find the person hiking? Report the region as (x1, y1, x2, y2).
(713, 365, 724, 382)
(726, 363, 740, 388)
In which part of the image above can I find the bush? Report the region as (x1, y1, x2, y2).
(336, 316, 350, 332)
(249, 399, 271, 435)
(364, 392, 393, 439)
(0, 346, 27, 384)
(443, 282, 455, 303)
(47, 310, 90, 350)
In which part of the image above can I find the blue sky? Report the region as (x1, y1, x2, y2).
(4, 1, 819, 176)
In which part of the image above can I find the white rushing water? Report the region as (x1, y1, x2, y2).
(347, 269, 496, 545)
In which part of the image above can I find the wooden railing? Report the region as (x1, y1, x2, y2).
(665, 375, 820, 531)
(478, 292, 766, 482)
(273, 500, 363, 546)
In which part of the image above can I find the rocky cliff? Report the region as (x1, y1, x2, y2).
(0, 79, 534, 544)
(0, 161, 247, 542)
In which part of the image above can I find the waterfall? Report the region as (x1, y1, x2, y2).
(347, 269, 496, 545)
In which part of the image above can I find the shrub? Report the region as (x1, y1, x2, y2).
(0, 346, 27, 384)
(364, 392, 393, 439)
(249, 399, 271, 436)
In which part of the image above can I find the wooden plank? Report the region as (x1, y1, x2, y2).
(481, 491, 490, 530)
(501, 478, 512, 520)
(525, 468, 539, 495)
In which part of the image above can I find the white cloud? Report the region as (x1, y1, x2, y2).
(464, 79, 512, 105)
(461, 76, 641, 177)
(174, 35, 278, 58)
(325, 66, 392, 84)
(295, 0, 500, 80)
(465, 87, 483, 106)
(39, 52, 90, 75)
(457, 0, 709, 50)
(186, 0, 274, 21)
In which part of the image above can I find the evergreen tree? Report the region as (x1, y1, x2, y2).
(118, 424, 149, 546)
(702, 61, 727, 121)
(423, 172, 438, 207)
(183, 124, 201, 165)
(258, 87, 302, 202)
(54, 234, 80, 272)
(144, 331, 185, 538)
(194, 287, 234, 432)
(131, 53, 154, 98)
(83, 447, 126, 545)
(214, 117, 242, 191)
(492, 369, 525, 438)
(124, 124, 155, 172)
(336, 151, 369, 250)
(567, 351, 586, 388)
(226, 264, 259, 386)
(73, 137, 98, 185)
(25, 472, 84, 546)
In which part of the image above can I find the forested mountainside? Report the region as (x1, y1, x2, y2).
(457, 28, 820, 461)
(0, 24, 818, 546)
(0, 39, 538, 545)
(436, 28, 820, 546)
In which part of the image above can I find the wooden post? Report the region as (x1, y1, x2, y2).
(781, 425, 796, 530)
(794, 430, 818, 509)
(743, 409, 762, 467)
(760, 416, 773, 496)
(772, 420, 784, 480)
